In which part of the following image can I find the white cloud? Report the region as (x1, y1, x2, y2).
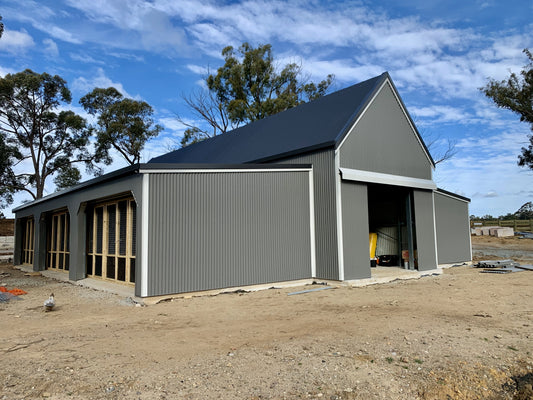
(0, 29, 35, 53)
(69, 52, 106, 65)
(64, 0, 187, 53)
(43, 38, 59, 57)
(107, 52, 145, 62)
(407, 105, 470, 125)
(0, 66, 18, 77)
(186, 64, 208, 75)
(40, 23, 82, 44)
(71, 68, 137, 99)
(434, 126, 532, 216)
(289, 57, 383, 84)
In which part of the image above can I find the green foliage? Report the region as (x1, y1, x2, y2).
(470, 202, 533, 220)
(482, 49, 533, 169)
(515, 201, 533, 219)
(0, 69, 93, 204)
(81, 87, 162, 165)
(180, 42, 334, 147)
(179, 127, 211, 148)
(0, 131, 21, 208)
(53, 161, 82, 191)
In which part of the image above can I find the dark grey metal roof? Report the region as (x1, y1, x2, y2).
(12, 163, 311, 212)
(150, 73, 391, 164)
(12, 164, 140, 212)
(436, 188, 471, 202)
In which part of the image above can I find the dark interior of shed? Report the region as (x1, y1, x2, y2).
(367, 183, 417, 270)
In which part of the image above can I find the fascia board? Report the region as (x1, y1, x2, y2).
(340, 167, 437, 190)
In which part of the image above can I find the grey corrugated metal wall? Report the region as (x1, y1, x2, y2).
(273, 149, 339, 280)
(413, 190, 438, 271)
(147, 171, 312, 296)
(340, 181, 371, 280)
(434, 192, 471, 263)
(338, 82, 432, 180)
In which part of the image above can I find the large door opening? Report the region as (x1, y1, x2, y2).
(367, 183, 417, 271)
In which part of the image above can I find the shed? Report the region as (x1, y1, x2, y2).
(13, 72, 471, 297)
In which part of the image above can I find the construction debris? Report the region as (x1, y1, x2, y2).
(474, 259, 533, 274)
(471, 226, 514, 237)
(474, 260, 520, 268)
(288, 286, 335, 296)
(480, 267, 524, 274)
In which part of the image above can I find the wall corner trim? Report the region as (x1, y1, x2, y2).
(141, 173, 149, 297)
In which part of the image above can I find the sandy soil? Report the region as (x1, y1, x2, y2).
(1, 237, 532, 400)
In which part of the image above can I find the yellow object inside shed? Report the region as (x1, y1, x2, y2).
(369, 232, 377, 259)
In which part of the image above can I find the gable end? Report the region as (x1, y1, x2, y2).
(336, 77, 435, 180)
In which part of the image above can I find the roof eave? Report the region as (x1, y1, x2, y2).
(12, 164, 141, 213)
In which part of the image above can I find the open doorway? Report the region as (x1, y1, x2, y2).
(367, 183, 417, 271)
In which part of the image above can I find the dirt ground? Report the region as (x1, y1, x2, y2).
(1, 236, 532, 400)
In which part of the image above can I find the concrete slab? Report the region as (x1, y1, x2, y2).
(481, 226, 499, 235)
(494, 227, 514, 237)
(142, 278, 335, 305)
(16, 265, 137, 300)
(14, 265, 446, 306)
(345, 266, 443, 287)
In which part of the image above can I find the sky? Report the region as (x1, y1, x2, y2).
(0, 0, 532, 218)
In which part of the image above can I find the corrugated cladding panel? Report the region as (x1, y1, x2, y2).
(375, 227, 398, 256)
(434, 192, 471, 263)
(339, 83, 432, 180)
(147, 171, 312, 296)
(413, 190, 438, 271)
(341, 181, 371, 280)
(273, 149, 339, 280)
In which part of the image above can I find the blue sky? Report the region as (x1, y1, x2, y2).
(1, 0, 532, 217)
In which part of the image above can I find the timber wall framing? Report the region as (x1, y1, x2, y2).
(13, 174, 143, 290)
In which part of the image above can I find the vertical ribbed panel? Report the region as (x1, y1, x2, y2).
(413, 190, 438, 271)
(274, 150, 339, 280)
(339, 83, 433, 180)
(341, 181, 371, 280)
(147, 171, 312, 296)
(375, 227, 398, 256)
(434, 193, 471, 264)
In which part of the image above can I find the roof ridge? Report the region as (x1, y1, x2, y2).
(149, 73, 393, 165)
